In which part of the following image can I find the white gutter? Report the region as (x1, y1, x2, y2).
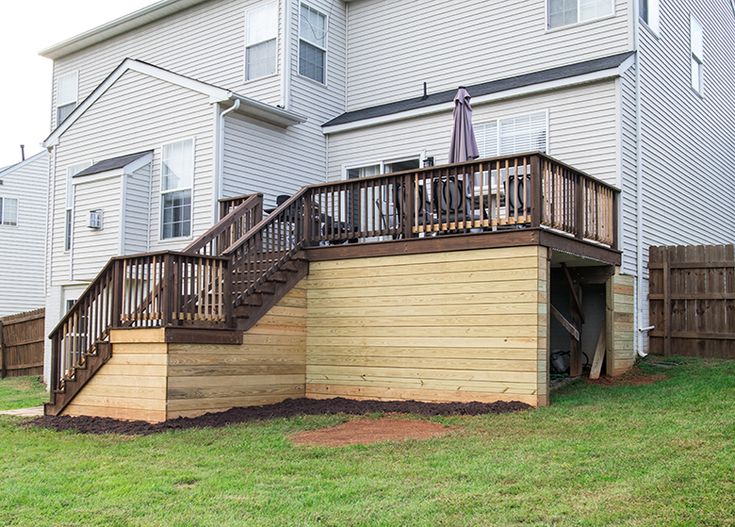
(215, 99, 241, 221)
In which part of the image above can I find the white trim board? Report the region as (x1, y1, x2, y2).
(43, 58, 307, 148)
(323, 58, 636, 135)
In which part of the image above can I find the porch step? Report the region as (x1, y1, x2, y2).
(45, 342, 113, 417)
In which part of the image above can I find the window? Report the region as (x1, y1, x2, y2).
(161, 139, 194, 239)
(299, 3, 327, 83)
(640, 0, 660, 34)
(245, 1, 278, 80)
(345, 158, 421, 180)
(475, 111, 548, 158)
(57, 71, 79, 124)
(548, 0, 614, 28)
(64, 161, 92, 251)
(0, 197, 18, 226)
(690, 16, 704, 94)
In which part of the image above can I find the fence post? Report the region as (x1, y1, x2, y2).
(663, 250, 671, 357)
(530, 155, 542, 228)
(0, 319, 5, 379)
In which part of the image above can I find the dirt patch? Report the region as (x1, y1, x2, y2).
(589, 367, 668, 386)
(27, 397, 530, 436)
(291, 417, 454, 447)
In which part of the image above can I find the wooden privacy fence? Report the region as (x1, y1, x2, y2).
(0, 308, 45, 378)
(649, 244, 735, 358)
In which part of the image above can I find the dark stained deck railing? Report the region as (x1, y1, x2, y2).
(48, 153, 618, 404)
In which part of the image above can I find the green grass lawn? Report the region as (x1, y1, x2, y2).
(0, 375, 47, 410)
(0, 357, 733, 527)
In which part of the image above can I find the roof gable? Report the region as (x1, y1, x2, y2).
(43, 59, 305, 147)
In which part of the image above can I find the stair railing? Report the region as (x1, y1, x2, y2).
(48, 251, 230, 403)
(184, 193, 263, 256)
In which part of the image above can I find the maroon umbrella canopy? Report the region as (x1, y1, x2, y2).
(448, 87, 480, 164)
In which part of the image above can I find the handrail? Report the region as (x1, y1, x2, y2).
(185, 193, 263, 256)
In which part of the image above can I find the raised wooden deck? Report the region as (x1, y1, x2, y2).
(47, 153, 623, 419)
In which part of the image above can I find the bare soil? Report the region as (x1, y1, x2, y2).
(27, 397, 530, 436)
(291, 417, 455, 447)
(589, 367, 668, 386)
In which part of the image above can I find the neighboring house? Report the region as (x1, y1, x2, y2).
(38, 0, 734, 420)
(0, 151, 49, 316)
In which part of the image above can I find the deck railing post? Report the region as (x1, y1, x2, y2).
(222, 257, 233, 327)
(302, 191, 313, 248)
(49, 335, 60, 402)
(402, 173, 415, 239)
(612, 190, 619, 250)
(161, 254, 173, 327)
(575, 173, 584, 239)
(530, 154, 542, 228)
(110, 259, 123, 328)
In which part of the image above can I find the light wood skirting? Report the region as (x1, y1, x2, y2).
(607, 271, 635, 376)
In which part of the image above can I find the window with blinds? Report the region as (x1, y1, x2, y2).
(474, 111, 548, 158)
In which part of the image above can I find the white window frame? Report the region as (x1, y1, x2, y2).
(298, 2, 328, 85)
(690, 16, 704, 95)
(0, 197, 18, 226)
(160, 137, 195, 241)
(640, 0, 660, 35)
(56, 71, 79, 124)
(546, 0, 615, 30)
(64, 161, 92, 252)
(343, 155, 422, 180)
(474, 110, 550, 159)
(243, 1, 279, 82)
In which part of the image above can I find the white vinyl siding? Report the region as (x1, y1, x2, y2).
(344, 0, 629, 111)
(475, 111, 548, 158)
(48, 70, 215, 285)
(328, 81, 619, 187)
(636, 1, 735, 352)
(160, 139, 194, 240)
(51, 0, 284, 130)
(299, 3, 327, 84)
(0, 197, 18, 226)
(65, 161, 92, 252)
(56, 71, 78, 123)
(244, 1, 278, 80)
(690, 16, 704, 94)
(548, 0, 615, 28)
(0, 153, 48, 316)
(123, 163, 152, 254)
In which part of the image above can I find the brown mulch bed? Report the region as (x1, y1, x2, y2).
(27, 397, 530, 436)
(589, 367, 668, 386)
(291, 417, 455, 447)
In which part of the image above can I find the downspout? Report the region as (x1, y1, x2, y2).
(215, 99, 241, 222)
(279, 0, 292, 109)
(633, 0, 648, 357)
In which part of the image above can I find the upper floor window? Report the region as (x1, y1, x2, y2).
(640, 0, 660, 34)
(244, 1, 278, 81)
(548, 0, 614, 29)
(57, 71, 79, 124)
(690, 16, 704, 94)
(161, 139, 194, 240)
(0, 197, 18, 226)
(299, 3, 327, 84)
(475, 111, 548, 158)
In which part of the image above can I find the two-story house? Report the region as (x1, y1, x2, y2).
(0, 151, 48, 316)
(39, 0, 735, 421)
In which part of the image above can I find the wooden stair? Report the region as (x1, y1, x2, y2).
(45, 342, 112, 416)
(233, 256, 308, 331)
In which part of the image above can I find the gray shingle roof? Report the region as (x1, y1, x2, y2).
(74, 151, 152, 178)
(323, 52, 635, 128)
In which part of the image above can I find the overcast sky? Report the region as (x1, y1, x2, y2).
(0, 1, 156, 167)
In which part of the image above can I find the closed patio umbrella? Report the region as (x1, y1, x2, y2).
(448, 87, 479, 164)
